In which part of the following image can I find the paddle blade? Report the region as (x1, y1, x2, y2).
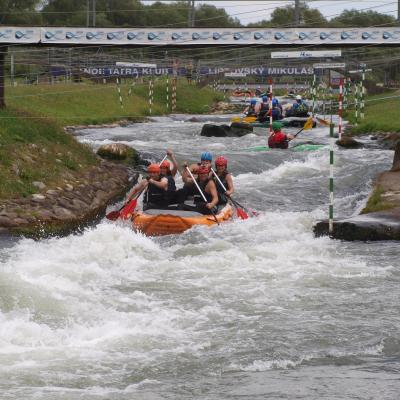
(106, 210, 121, 221)
(303, 116, 314, 130)
(236, 207, 249, 220)
(243, 116, 256, 123)
(119, 198, 138, 220)
(316, 116, 330, 126)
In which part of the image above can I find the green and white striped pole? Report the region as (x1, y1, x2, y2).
(360, 65, 366, 120)
(354, 82, 359, 125)
(329, 122, 335, 235)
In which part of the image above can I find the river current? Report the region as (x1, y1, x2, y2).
(0, 114, 399, 399)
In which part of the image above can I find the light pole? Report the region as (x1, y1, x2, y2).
(294, 0, 300, 27)
(92, 0, 96, 27)
(86, 0, 90, 27)
(188, 1, 195, 28)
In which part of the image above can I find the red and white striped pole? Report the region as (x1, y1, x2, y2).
(338, 78, 343, 141)
(269, 78, 273, 134)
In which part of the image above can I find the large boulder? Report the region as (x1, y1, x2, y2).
(377, 132, 400, 150)
(392, 141, 400, 171)
(314, 211, 400, 241)
(97, 143, 140, 165)
(200, 123, 253, 138)
(336, 136, 363, 149)
(200, 124, 230, 137)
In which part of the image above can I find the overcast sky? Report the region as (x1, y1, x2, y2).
(188, 1, 398, 24)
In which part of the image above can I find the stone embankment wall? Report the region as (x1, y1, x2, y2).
(0, 160, 133, 236)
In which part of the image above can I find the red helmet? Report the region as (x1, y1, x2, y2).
(197, 165, 210, 175)
(215, 156, 228, 167)
(160, 160, 170, 169)
(147, 163, 160, 174)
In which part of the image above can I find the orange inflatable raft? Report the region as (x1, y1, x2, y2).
(131, 204, 233, 236)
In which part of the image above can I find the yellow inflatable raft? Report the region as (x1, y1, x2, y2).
(131, 204, 233, 236)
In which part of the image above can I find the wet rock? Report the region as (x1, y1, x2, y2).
(37, 210, 55, 221)
(377, 132, 400, 150)
(0, 216, 17, 228)
(392, 142, 400, 171)
(200, 124, 229, 137)
(0, 161, 133, 236)
(336, 136, 363, 149)
(370, 135, 378, 140)
(32, 181, 46, 190)
(32, 194, 46, 201)
(200, 123, 253, 138)
(187, 117, 200, 122)
(314, 211, 400, 241)
(97, 143, 137, 162)
(230, 122, 254, 132)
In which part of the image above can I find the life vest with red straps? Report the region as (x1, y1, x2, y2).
(268, 130, 289, 149)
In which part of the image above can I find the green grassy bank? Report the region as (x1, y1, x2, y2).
(0, 81, 224, 201)
(6, 80, 224, 125)
(345, 91, 400, 135)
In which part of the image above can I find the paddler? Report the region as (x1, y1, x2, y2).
(179, 165, 219, 214)
(212, 156, 234, 205)
(243, 99, 258, 117)
(292, 95, 309, 117)
(126, 163, 176, 210)
(181, 151, 212, 183)
(160, 149, 179, 177)
(268, 121, 294, 149)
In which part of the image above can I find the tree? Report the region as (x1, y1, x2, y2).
(329, 9, 396, 27)
(194, 4, 241, 28)
(269, 3, 327, 28)
(0, 0, 42, 25)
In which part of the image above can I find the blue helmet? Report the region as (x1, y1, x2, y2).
(201, 151, 212, 161)
(250, 99, 257, 105)
(272, 98, 278, 106)
(262, 95, 269, 102)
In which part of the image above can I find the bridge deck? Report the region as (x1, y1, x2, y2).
(1, 26, 400, 46)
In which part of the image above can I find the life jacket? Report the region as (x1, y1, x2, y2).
(213, 170, 229, 204)
(193, 178, 213, 204)
(271, 107, 282, 120)
(162, 174, 177, 203)
(144, 178, 167, 206)
(162, 174, 176, 193)
(268, 130, 289, 149)
(293, 101, 308, 114)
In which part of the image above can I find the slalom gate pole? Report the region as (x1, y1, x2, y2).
(172, 77, 177, 112)
(338, 78, 343, 140)
(116, 77, 123, 109)
(269, 78, 273, 134)
(354, 82, 359, 125)
(148, 76, 153, 115)
(346, 77, 351, 110)
(361, 65, 366, 120)
(312, 73, 317, 116)
(128, 77, 135, 97)
(329, 122, 335, 235)
(166, 76, 170, 112)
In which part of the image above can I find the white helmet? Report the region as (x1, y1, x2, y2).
(296, 95, 302, 100)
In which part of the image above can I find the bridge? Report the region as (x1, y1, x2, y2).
(1, 26, 400, 46)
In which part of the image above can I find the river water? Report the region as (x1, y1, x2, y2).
(0, 114, 399, 399)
